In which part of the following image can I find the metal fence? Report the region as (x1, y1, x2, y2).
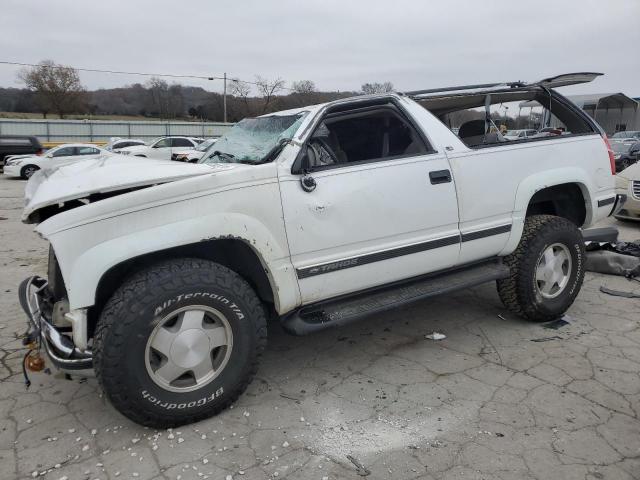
(0, 118, 234, 143)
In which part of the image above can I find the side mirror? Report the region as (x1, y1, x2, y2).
(291, 145, 311, 175)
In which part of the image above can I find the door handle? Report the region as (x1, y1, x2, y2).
(429, 169, 452, 185)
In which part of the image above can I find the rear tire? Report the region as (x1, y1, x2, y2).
(497, 215, 585, 322)
(94, 258, 267, 428)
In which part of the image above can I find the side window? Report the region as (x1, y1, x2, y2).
(435, 92, 594, 148)
(171, 138, 194, 148)
(52, 147, 75, 157)
(77, 147, 100, 155)
(307, 108, 426, 169)
(153, 138, 171, 148)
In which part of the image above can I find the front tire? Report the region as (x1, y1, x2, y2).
(497, 215, 585, 322)
(21, 165, 39, 179)
(94, 258, 267, 428)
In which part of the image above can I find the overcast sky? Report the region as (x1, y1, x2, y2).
(1, 0, 639, 97)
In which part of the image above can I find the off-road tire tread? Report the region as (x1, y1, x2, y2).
(497, 215, 583, 322)
(94, 258, 267, 428)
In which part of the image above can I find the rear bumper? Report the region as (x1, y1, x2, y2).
(19, 276, 93, 370)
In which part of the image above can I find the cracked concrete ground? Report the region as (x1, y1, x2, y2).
(1, 175, 639, 480)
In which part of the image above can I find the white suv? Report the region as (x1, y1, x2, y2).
(18, 73, 623, 427)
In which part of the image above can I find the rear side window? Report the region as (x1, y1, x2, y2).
(307, 108, 427, 169)
(419, 89, 594, 149)
(171, 138, 194, 148)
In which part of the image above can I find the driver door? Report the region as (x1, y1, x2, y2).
(278, 101, 460, 304)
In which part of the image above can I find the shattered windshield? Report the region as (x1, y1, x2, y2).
(201, 113, 307, 165)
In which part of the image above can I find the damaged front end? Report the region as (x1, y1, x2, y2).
(19, 250, 92, 371)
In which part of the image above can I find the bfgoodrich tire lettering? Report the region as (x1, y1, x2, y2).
(93, 258, 267, 428)
(497, 215, 585, 322)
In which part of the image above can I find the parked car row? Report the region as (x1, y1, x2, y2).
(0, 135, 220, 178)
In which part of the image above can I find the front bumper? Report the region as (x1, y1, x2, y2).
(614, 193, 640, 221)
(19, 276, 93, 370)
(608, 194, 627, 217)
(3, 164, 22, 177)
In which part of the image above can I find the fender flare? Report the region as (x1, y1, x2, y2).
(56, 213, 300, 314)
(499, 167, 593, 256)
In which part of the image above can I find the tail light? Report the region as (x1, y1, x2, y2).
(602, 135, 615, 175)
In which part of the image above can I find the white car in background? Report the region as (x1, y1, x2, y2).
(3, 144, 110, 179)
(118, 136, 204, 160)
(172, 138, 218, 162)
(504, 129, 538, 140)
(104, 137, 146, 152)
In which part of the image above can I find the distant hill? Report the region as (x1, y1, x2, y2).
(0, 84, 355, 122)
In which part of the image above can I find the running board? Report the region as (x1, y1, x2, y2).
(281, 259, 510, 335)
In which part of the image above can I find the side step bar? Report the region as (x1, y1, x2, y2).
(281, 259, 510, 335)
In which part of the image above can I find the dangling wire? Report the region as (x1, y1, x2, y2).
(22, 351, 32, 388)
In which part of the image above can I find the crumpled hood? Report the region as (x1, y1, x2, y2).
(23, 155, 213, 222)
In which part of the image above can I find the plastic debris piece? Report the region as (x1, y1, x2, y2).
(600, 286, 640, 299)
(543, 316, 571, 330)
(425, 332, 446, 340)
(530, 336, 563, 343)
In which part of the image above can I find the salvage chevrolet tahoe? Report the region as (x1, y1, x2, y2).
(19, 72, 624, 427)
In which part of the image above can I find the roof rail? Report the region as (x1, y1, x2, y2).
(405, 81, 524, 98)
(405, 72, 602, 99)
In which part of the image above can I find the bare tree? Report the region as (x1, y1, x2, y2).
(229, 78, 251, 116)
(255, 75, 285, 113)
(291, 80, 316, 94)
(18, 60, 86, 118)
(361, 81, 394, 95)
(146, 77, 170, 117)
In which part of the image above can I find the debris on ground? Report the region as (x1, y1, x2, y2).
(346, 454, 371, 476)
(425, 332, 446, 340)
(600, 286, 640, 299)
(585, 238, 640, 278)
(544, 316, 572, 330)
(530, 336, 563, 343)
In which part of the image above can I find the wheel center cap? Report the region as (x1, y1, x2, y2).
(170, 329, 210, 368)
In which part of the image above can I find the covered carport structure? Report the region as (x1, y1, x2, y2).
(566, 93, 639, 134)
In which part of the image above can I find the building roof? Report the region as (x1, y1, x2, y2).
(566, 93, 639, 109)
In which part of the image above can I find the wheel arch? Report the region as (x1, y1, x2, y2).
(90, 238, 276, 337)
(526, 183, 588, 226)
(499, 168, 594, 256)
(21, 164, 40, 178)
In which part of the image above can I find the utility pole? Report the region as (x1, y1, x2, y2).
(223, 72, 227, 123)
